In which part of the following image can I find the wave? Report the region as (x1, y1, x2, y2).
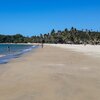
(0, 55, 5, 58)
(0, 45, 38, 64)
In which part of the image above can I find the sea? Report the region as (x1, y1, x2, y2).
(0, 44, 38, 64)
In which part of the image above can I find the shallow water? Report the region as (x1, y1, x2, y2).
(0, 44, 38, 64)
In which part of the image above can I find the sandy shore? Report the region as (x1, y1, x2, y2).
(46, 44, 100, 58)
(0, 45, 100, 100)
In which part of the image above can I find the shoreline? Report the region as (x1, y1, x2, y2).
(0, 43, 100, 64)
(0, 44, 39, 64)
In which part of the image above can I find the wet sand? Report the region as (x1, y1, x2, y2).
(0, 45, 100, 100)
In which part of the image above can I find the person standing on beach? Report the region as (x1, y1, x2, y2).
(41, 39, 45, 48)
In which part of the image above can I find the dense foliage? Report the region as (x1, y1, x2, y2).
(0, 34, 32, 43)
(0, 27, 100, 44)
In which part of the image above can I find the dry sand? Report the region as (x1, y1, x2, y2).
(0, 45, 100, 100)
(46, 44, 100, 58)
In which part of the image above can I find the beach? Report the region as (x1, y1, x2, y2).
(46, 44, 100, 58)
(0, 45, 100, 100)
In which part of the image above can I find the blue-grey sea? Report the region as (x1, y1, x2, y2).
(0, 44, 37, 64)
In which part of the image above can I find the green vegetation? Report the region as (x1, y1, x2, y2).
(0, 27, 100, 44)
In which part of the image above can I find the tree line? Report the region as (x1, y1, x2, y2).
(0, 34, 32, 43)
(0, 27, 100, 44)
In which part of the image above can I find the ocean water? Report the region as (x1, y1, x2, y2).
(0, 44, 38, 64)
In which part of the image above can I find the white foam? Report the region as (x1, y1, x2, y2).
(0, 55, 5, 58)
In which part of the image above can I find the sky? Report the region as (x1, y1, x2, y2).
(0, 0, 100, 36)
